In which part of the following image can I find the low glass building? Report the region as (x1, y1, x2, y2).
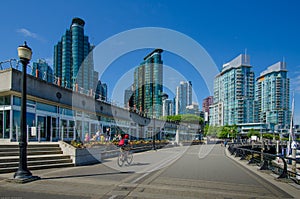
(0, 68, 181, 143)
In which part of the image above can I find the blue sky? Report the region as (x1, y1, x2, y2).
(0, 0, 300, 123)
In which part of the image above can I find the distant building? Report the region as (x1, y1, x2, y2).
(186, 102, 200, 116)
(53, 17, 97, 93)
(163, 97, 174, 117)
(202, 96, 213, 123)
(124, 85, 134, 109)
(256, 61, 290, 129)
(133, 49, 163, 118)
(95, 81, 107, 101)
(175, 81, 192, 115)
(31, 59, 53, 83)
(209, 54, 255, 126)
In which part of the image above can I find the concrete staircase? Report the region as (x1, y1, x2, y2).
(0, 143, 74, 174)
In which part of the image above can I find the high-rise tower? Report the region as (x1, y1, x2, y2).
(175, 81, 192, 115)
(209, 54, 255, 126)
(256, 62, 290, 128)
(133, 49, 163, 118)
(54, 18, 96, 92)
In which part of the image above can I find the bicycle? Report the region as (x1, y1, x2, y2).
(117, 146, 133, 167)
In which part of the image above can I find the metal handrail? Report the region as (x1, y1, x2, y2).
(228, 144, 299, 183)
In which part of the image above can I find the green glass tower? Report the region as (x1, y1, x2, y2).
(54, 18, 96, 92)
(134, 49, 163, 118)
(256, 62, 290, 129)
(32, 59, 53, 83)
(210, 54, 255, 126)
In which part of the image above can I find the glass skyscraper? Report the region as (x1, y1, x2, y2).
(133, 49, 163, 118)
(31, 59, 53, 83)
(256, 62, 290, 129)
(175, 81, 192, 115)
(54, 18, 96, 92)
(210, 54, 255, 126)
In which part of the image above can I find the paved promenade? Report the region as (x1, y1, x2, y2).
(0, 144, 299, 199)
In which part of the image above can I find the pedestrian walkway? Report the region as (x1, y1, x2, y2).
(0, 144, 299, 198)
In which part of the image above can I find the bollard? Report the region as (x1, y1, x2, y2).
(292, 148, 297, 173)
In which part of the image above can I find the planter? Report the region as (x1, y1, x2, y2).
(59, 141, 105, 166)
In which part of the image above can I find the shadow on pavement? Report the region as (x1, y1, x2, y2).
(40, 171, 135, 180)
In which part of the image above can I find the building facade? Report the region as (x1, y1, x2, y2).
(31, 59, 53, 83)
(53, 18, 97, 93)
(0, 68, 200, 142)
(175, 81, 192, 115)
(95, 80, 107, 101)
(209, 54, 255, 126)
(124, 85, 134, 109)
(202, 96, 213, 124)
(256, 61, 290, 129)
(186, 102, 200, 116)
(162, 99, 174, 116)
(133, 49, 163, 118)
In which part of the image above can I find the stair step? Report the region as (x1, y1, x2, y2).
(0, 144, 60, 148)
(0, 158, 72, 168)
(0, 155, 72, 163)
(0, 163, 74, 174)
(0, 147, 61, 152)
(0, 143, 74, 174)
(0, 151, 63, 157)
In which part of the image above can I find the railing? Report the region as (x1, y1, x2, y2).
(228, 143, 300, 184)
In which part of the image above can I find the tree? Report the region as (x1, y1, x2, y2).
(247, 128, 260, 138)
(206, 125, 221, 137)
(217, 125, 238, 139)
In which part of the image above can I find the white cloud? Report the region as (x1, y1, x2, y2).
(17, 28, 46, 42)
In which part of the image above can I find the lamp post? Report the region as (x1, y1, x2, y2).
(13, 42, 39, 182)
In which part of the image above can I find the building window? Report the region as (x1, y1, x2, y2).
(0, 96, 10, 105)
(37, 102, 57, 113)
(13, 96, 21, 106)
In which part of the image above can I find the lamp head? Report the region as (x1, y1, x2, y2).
(18, 41, 32, 61)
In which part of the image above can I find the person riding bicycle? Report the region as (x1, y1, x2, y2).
(117, 134, 133, 166)
(118, 134, 130, 151)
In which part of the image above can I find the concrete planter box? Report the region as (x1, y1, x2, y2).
(58, 141, 172, 166)
(59, 141, 104, 166)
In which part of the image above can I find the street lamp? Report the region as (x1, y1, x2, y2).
(13, 42, 39, 182)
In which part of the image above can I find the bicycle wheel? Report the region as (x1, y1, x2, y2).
(117, 152, 125, 167)
(126, 151, 133, 165)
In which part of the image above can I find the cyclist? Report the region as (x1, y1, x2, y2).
(118, 134, 130, 151)
(117, 134, 133, 166)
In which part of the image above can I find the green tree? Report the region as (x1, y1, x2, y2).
(203, 124, 209, 137)
(217, 125, 238, 139)
(247, 128, 260, 138)
(206, 125, 221, 137)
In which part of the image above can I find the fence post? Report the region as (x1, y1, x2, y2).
(248, 151, 255, 164)
(278, 157, 288, 179)
(240, 150, 246, 160)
